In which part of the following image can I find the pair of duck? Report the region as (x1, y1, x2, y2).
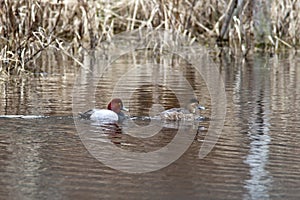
(80, 98, 205, 122)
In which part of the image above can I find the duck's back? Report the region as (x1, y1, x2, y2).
(160, 108, 194, 121)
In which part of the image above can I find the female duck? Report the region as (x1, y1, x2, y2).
(160, 99, 205, 121)
(80, 98, 128, 122)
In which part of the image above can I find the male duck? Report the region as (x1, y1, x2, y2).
(79, 98, 128, 122)
(160, 99, 205, 121)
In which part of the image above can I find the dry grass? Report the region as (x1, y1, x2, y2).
(0, 0, 299, 75)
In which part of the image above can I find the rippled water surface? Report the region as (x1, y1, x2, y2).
(0, 50, 300, 200)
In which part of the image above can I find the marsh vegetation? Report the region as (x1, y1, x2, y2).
(1, 0, 299, 74)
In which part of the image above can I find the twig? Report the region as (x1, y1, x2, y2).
(218, 0, 238, 41)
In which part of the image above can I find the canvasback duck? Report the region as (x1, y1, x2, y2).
(79, 98, 128, 122)
(160, 99, 205, 121)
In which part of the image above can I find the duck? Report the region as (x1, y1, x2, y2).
(79, 98, 128, 122)
(160, 99, 205, 121)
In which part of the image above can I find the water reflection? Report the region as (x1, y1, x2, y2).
(238, 53, 273, 199)
(6, 120, 43, 199)
(0, 49, 300, 199)
(0, 51, 78, 116)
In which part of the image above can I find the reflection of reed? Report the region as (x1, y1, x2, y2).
(271, 54, 300, 115)
(98, 50, 209, 118)
(0, 50, 78, 115)
(129, 84, 178, 117)
(227, 52, 273, 199)
(0, 47, 212, 117)
(218, 50, 300, 199)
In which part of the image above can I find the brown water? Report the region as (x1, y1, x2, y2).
(0, 49, 300, 200)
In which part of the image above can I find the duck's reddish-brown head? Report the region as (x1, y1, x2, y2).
(107, 98, 128, 113)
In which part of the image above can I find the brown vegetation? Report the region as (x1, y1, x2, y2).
(0, 0, 299, 74)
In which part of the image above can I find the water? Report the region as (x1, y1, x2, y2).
(0, 50, 300, 199)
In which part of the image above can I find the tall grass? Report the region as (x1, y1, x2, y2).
(0, 0, 299, 75)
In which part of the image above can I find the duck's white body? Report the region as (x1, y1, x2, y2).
(89, 109, 119, 122)
(79, 98, 128, 122)
(80, 109, 119, 122)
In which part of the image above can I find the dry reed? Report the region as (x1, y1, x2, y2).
(0, 0, 299, 75)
